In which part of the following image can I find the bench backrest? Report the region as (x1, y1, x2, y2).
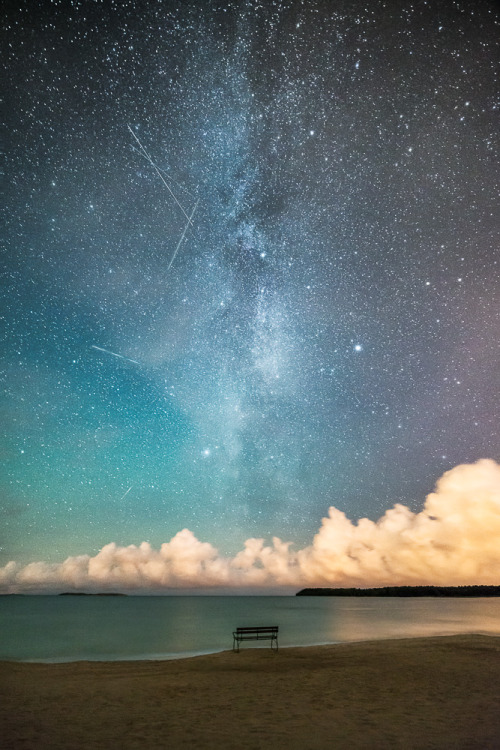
(235, 626, 278, 634)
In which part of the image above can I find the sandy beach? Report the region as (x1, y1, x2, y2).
(1, 635, 499, 749)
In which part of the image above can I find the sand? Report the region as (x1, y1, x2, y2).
(1, 635, 499, 749)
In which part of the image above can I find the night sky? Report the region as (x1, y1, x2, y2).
(2, 0, 499, 585)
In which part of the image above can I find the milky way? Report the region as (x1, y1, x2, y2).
(2, 0, 499, 570)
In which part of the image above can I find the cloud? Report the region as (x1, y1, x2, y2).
(1, 459, 499, 593)
(298, 458, 500, 586)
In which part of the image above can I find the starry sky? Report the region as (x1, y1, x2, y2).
(2, 0, 499, 572)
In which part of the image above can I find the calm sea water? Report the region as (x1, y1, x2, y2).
(1, 595, 499, 662)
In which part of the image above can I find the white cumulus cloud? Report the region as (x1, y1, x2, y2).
(1, 459, 499, 593)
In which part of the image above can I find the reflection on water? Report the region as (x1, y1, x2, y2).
(0, 595, 499, 662)
(326, 597, 500, 642)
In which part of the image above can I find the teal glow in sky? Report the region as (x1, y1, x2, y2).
(2, 0, 499, 589)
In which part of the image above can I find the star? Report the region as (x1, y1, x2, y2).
(2, 0, 498, 572)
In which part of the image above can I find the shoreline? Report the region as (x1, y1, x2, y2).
(3, 630, 499, 665)
(1, 635, 499, 748)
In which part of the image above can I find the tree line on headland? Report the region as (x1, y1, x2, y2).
(58, 592, 127, 596)
(296, 586, 500, 597)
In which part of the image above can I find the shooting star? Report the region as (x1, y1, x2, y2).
(119, 486, 133, 502)
(91, 345, 140, 366)
(167, 198, 200, 271)
(127, 125, 194, 225)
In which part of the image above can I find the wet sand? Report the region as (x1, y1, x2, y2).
(1, 635, 499, 749)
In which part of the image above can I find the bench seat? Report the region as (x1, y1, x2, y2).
(232, 626, 279, 652)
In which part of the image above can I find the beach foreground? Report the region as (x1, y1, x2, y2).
(1, 635, 499, 749)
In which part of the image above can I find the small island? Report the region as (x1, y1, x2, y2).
(296, 585, 500, 597)
(58, 592, 127, 596)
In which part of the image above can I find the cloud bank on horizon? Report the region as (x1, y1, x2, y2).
(2, 459, 499, 593)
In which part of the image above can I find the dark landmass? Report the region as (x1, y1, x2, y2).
(58, 592, 127, 596)
(296, 585, 500, 597)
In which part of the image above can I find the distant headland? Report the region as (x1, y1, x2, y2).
(58, 592, 127, 596)
(296, 586, 500, 597)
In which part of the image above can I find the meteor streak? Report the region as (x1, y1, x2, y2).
(127, 125, 193, 225)
(91, 345, 140, 365)
(119, 486, 133, 502)
(167, 198, 200, 271)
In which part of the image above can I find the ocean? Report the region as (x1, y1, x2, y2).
(1, 595, 499, 662)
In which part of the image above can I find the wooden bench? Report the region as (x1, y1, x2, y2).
(232, 626, 279, 652)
